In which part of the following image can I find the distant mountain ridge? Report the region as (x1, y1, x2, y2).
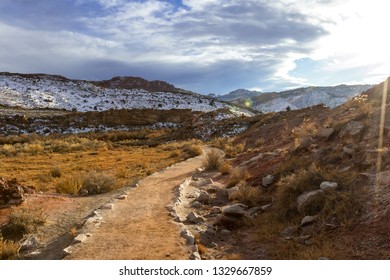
(0, 72, 253, 116)
(92, 76, 183, 93)
(218, 84, 374, 112)
(218, 89, 261, 101)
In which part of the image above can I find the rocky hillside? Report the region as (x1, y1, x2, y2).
(0, 72, 253, 115)
(196, 77, 390, 259)
(219, 84, 374, 112)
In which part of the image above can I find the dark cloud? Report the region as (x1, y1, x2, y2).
(0, 0, 355, 93)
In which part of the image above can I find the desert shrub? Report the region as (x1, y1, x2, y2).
(57, 175, 84, 195)
(236, 182, 261, 207)
(50, 167, 62, 178)
(182, 144, 202, 158)
(218, 161, 231, 175)
(227, 166, 250, 188)
(115, 166, 128, 178)
(212, 137, 245, 158)
(22, 143, 44, 155)
(273, 163, 361, 222)
(273, 165, 325, 221)
(202, 149, 223, 170)
(2, 208, 47, 241)
(291, 119, 318, 139)
(169, 151, 180, 158)
(0, 236, 19, 260)
(81, 171, 116, 194)
(57, 171, 116, 195)
(0, 144, 17, 156)
(255, 138, 265, 147)
(211, 137, 228, 150)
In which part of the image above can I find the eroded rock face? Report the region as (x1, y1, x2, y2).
(317, 127, 335, 140)
(340, 121, 365, 144)
(0, 177, 34, 206)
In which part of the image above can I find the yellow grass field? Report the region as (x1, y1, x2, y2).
(0, 137, 202, 193)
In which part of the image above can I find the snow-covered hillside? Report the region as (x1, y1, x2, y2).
(219, 85, 374, 113)
(0, 73, 253, 115)
(254, 85, 373, 112)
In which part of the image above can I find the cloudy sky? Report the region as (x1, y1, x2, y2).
(0, 0, 388, 94)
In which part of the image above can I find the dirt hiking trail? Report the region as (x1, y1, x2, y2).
(64, 149, 210, 260)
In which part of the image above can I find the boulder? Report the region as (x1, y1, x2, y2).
(192, 178, 213, 188)
(247, 207, 262, 217)
(0, 177, 33, 206)
(377, 171, 390, 186)
(214, 214, 244, 229)
(226, 186, 240, 201)
(210, 206, 222, 214)
(297, 190, 325, 215)
(190, 252, 201, 260)
(340, 121, 365, 143)
(196, 191, 211, 204)
(180, 229, 195, 245)
(117, 194, 127, 200)
(280, 226, 299, 238)
(317, 128, 335, 140)
(262, 175, 275, 187)
(191, 201, 203, 209)
(220, 229, 231, 240)
(319, 181, 338, 191)
(342, 146, 355, 156)
(186, 212, 205, 224)
(222, 203, 248, 217)
(295, 137, 314, 150)
(100, 203, 114, 210)
(300, 215, 317, 227)
(72, 234, 88, 244)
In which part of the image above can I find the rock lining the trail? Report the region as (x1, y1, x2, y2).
(168, 168, 257, 260)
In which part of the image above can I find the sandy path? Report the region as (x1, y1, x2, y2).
(64, 150, 208, 260)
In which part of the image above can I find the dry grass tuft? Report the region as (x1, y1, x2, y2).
(2, 207, 47, 241)
(227, 166, 250, 188)
(115, 166, 128, 179)
(69, 227, 78, 237)
(212, 137, 246, 158)
(0, 236, 19, 260)
(57, 171, 116, 195)
(202, 149, 223, 171)
(50, 167, 62, 178)
(182, 144, 202, 158)
(218, 160, 231, 175)
(235, 182, 261, 207)
(56, 174, 84, 195)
